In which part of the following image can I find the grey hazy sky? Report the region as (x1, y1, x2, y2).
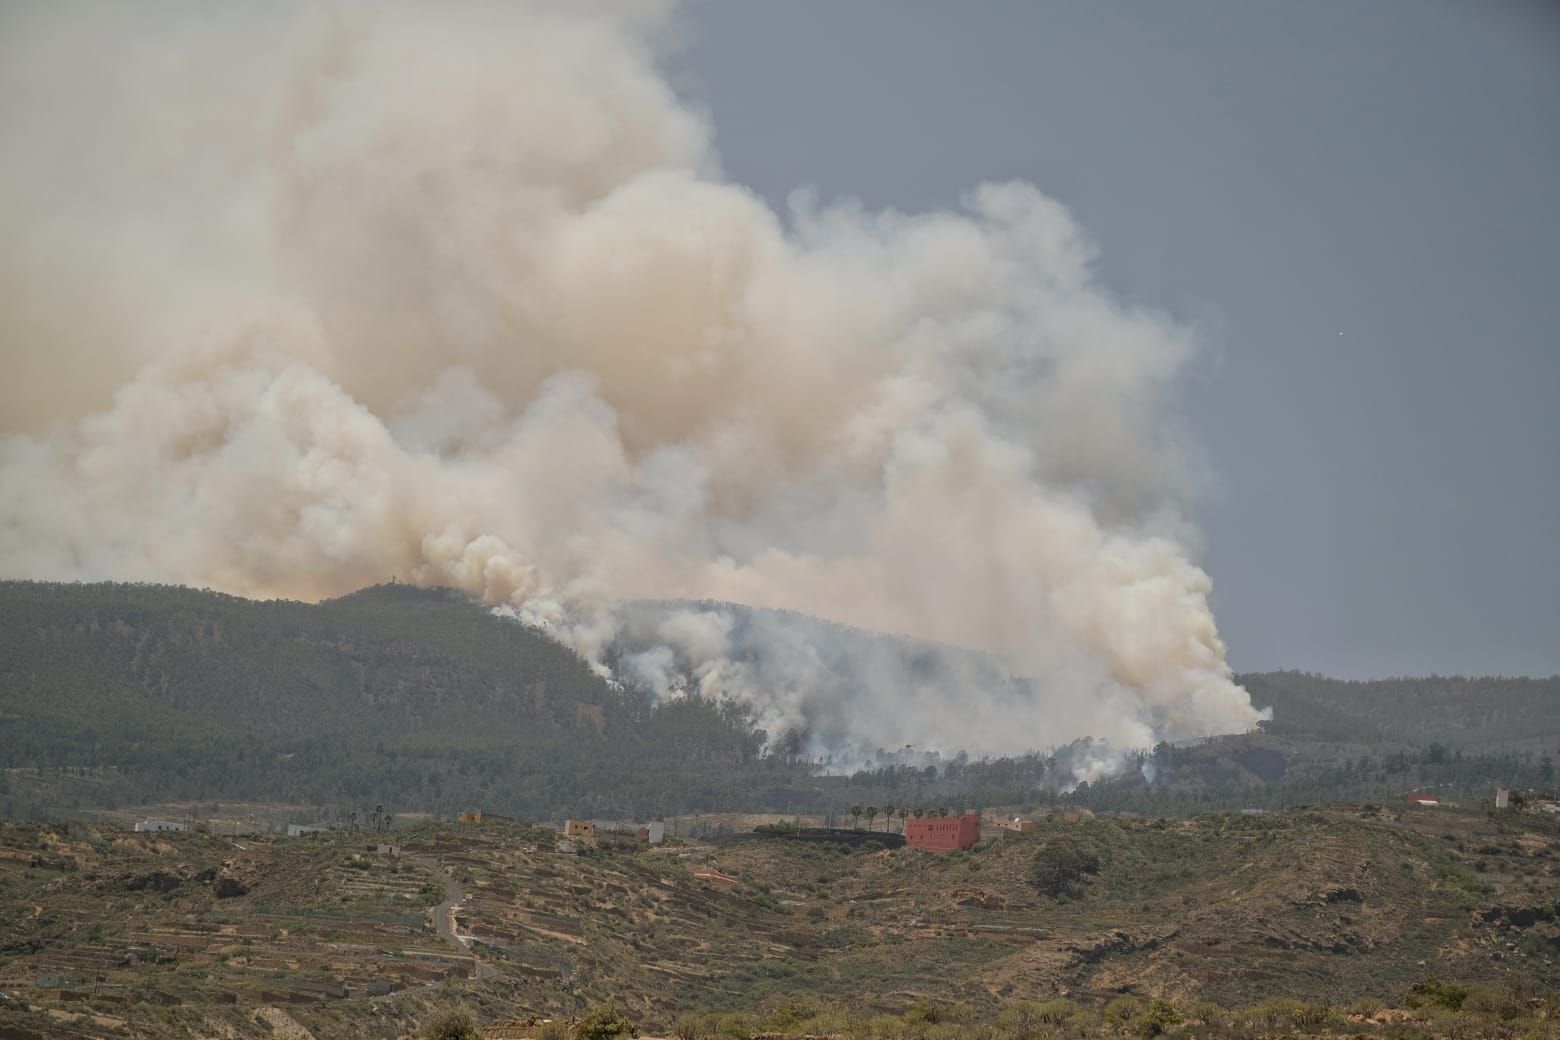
(670, 1, 1560, 680)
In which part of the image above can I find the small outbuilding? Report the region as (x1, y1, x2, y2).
(563, 819, 597, 844)
(133, 819, 189, 833)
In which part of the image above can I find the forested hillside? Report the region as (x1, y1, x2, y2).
(2, 581, 1557, 824)
(1242, 670, 1560, 750)
(0, 581, 798, 820)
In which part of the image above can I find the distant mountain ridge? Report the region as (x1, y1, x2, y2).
(1242, 670, 1560, 751)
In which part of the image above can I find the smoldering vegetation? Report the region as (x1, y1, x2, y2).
(603, 599, 1156, 780)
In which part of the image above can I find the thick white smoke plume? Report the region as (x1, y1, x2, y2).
(0, 2, 1264, 769)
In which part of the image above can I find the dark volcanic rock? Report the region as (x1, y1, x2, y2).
(98, 867, 189, 893)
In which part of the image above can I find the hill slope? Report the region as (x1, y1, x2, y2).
(2, 581, 1558, 822)
(1241, 670, 1560, 750)
(0, 581, 794, 819)
(0, 805, 1555, 1039)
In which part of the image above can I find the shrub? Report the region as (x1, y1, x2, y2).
(762, 998, 820, 1033)
(574, 1001, 636, 1040)
(1103, 996, 1145, 1027)
(699, 1012, 756, 1040)
(539, 1021, 570, 1040)
(1409, 978, 1471, 1013)
(1136, 999, 1183, 1037)
(1290, 1003, 1341, 1031)
(866, 1014, 905, 1038)
(1251, 997, 1304, 1030)
(418, 1006, 478, 1040)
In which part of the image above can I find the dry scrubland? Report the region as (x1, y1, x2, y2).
(0, 805, 1556, 1040)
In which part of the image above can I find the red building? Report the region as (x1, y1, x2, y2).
(905, 812, 981, 852)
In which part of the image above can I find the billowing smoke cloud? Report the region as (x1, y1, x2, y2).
(0, 1, 1264, 769)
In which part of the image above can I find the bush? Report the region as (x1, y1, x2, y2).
(1136, 999, 1182, 1037)
(538, 1021, 569, 1040)
(996, 999, 1078, 1034)
(1251, 997, 1304, 1030)
(1290, 1003, 1341, 1032)
(1410, 978, 1471, 1013)
(1103, 996, 1145, 1027)
(761, 998, 820, 1033)
(418, 1006, 478, 1040)
(866, 1014, 905, 1038)
(574, 1001, 636, 1040)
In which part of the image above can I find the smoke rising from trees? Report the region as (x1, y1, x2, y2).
(0, 2, 1264, 769)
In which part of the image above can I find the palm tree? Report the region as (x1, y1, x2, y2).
(898, 807, 910, 831)
(371, 804, 384, 832)
(882, 803, 896, 832)
(850, 804, 863, 829)
(912, 808, 925, 820)
(865, 805, 878, 831)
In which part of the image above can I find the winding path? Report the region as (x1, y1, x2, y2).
(413, 854, 499, 981)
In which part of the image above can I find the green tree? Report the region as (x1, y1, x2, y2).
(881, 803, 895, 832)
(865, 805, 878, 830)
(1029, 838, 1102, 899)
(850, 804, 863, 829)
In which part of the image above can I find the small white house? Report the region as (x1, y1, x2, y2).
(133, 819, 188, 833)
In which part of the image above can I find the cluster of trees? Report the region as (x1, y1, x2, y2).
(844, 803, 958, 831)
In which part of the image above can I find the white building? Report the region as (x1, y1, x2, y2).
(133, 819, 188, 833)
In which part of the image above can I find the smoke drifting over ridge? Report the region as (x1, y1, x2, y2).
(0, 2, 1264, 769)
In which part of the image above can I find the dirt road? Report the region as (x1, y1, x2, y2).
(413, 854, 498, 980)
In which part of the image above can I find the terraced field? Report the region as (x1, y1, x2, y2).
(0, 805, 1556, 1039)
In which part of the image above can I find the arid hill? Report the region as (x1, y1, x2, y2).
(1, 804, 1555, 1039)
